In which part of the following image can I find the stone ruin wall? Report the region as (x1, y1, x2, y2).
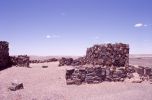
(1, 41, 152, 85)
(10, 55, 30, 67)
(0, 41, 30, 69)
(85, 43, 129, 67)
(66, 66, 126, 85)
(59, 43, 129, 67)
(66, 65, 152, 85)
(30, 58, 58, 63)
(16, 55, 30, 67)
(0, 41, 9, 70)
(0, 41, 57, 69)
(64, 43, 151, 85)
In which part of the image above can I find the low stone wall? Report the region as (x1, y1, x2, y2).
(0, 41, 9, 70)
(17, 55, 29, 67)
(9, 56, 18, 66)
(71, 57, 87, 66)
(30, 58, 58, 63)
(0, 41, 30, 69)
(66, 66, 126, 85)
(66, 65, 152, 85)
(59, 57, 73, 66)
(10, 55, 30, 67)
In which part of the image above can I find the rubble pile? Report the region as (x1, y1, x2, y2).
(17, 55, 30, 67)
(135, 66, 152, 81)
(9, 56, 18, 66)
(85, 66, 106, 84)
(66, 65, 152, 85)
(66, 65, 126, 85)
(9, 55, 30, 67)
(30, 58, 58, 63)
(30, 60, 44, 63)
(0, 41, 9, 70)
(59, 57, 73, 66)
(58, 57, 87, 66)
(71, 57, 87, 66)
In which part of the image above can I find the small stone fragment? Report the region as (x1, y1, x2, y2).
(42, 66, 48, 68)
(8, 82, 24, 91)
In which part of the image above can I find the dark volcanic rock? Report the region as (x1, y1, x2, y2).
(0, 41, 9, 70)
(136, 66, 144, 76)
(65, 65, 138, 85)
(59, 43, 129, 68)
(17, 55, 30, 67)
(86, 43, 129, 67)
(59, 57, 73, 66)
(8, 82, 24, 91)
(42, 66, 48, 68)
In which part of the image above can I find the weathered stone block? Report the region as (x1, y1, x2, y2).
(17, 55, 30, 67)
(0, 41, 9, 70)
(136, 66, 144, 76)
(8, 82, 24, 91)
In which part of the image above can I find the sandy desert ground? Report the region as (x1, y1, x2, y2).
(0, 56, 152, 100)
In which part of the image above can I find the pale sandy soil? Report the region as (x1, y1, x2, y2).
(130, 57, 152, 67)
(1, 61, 152, 100)
(29, 56, 81, 60)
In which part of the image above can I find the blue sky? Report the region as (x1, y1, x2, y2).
(0, 0, 152, 56)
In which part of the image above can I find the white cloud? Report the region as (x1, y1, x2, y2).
(134, 23, 143, 27)
(134, 23, 149, 28)
(46, 34, 60, 39)
(46, 35, 51, 39)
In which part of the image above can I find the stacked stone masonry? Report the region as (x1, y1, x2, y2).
(59, 57, 73, 66)
(59, 43, 129, 67)
(30, 58, 58, 63)
(66, 65, 152, 85)
(10, 55, 30, 67)
(86, 43, 129, 67)
(0, 41, 9, 70)
(17, 55, 30, 67)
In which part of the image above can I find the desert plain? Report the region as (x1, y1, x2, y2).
(0, 55, 152, 100)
